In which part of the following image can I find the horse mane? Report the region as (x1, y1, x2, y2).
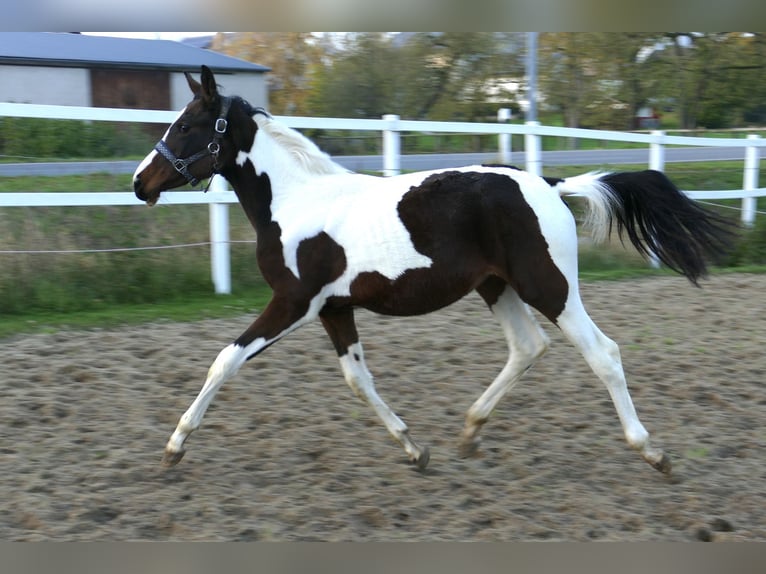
(256, 115, 349, 177)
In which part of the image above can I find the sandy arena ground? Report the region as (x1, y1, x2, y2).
(1, 273, 764, 541)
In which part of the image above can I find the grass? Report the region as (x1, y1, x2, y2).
(684, 446, 710, 460)
(0, 285, 274, 340)
(3, 262, 765, 342)
(0, 173, 133, 192)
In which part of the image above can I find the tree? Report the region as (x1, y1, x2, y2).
(596, 33, 665, 129)
(306, 33, 399, 118)
(210, 33, 324, 115)
(307, 32, 524, 121)
(402, 33, 523, 121)
(212, 32, 526, 121)
(538, 33, 666, 131)
(538, 33, 597, 129)
(741, 34, 766, 124)
(658, 33, 766, 129)
(210, 32, 766, 131)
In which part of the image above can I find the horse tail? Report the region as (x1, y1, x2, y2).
(554, 169, 736, 285)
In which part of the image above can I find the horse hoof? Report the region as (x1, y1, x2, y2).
(651, 453, 672, 475)
(458, 439, 480, 459)
(411, 447, 430, 471)
(162, 448, 186, 467)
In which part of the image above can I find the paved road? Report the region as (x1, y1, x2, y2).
(0, 146, 751, 177)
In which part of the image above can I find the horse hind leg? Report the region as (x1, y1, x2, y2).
(556, 293, 671, 474)
(459, 279, 550, 457)
(319, 308, 430, 470)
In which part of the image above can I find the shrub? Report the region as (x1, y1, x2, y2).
(0, 118, 155, 160)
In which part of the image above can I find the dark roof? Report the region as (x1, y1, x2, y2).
(0, 32, 269, 73)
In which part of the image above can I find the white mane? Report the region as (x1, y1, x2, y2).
(256, 116, 348, 177)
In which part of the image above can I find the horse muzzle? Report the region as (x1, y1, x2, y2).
(133, 176, 159, 206)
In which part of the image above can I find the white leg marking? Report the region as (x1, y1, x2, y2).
(165, 342, 257, 456)
(556, 294, 663, 465)
(462, 287, 549, 450)
(163, 298, 324, 464)
(529, 206, 667, 472)
(338, 342, 426, 463)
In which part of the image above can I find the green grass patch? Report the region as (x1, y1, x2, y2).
(684, 446, 710, 460)
(0, 173, 133, 192)
(0, 284, 273, 341)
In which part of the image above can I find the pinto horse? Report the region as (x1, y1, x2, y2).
(134, 66, 733, 473)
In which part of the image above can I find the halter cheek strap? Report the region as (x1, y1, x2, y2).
(154, 96, 232, 188)
(154, 141, 210, 187)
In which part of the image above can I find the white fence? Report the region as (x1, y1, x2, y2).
(1, 102, 765, 294)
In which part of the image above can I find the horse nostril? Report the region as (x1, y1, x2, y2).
(134, 178, 147, 201)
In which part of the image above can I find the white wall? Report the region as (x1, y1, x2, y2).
(0, 65, 90, 106)
(169, 72, 268, 111)
(0, 66, 267, 112)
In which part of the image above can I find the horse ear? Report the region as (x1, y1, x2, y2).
(199, 65, 219, 107)
(185, 71, 201, 97)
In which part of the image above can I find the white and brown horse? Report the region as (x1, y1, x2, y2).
(134, 66, 733, 473)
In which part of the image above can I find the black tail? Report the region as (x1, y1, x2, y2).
(557, 170, 737, 285)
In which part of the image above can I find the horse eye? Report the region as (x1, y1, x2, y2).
(178, 124, 190, 134)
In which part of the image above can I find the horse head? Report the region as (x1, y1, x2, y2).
(133, 65, 245, 206)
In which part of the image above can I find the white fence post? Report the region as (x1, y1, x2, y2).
(743, 134, 760, 226)
(649, 129, 665, 171)
(525, 121, 542, 176)
(648, 130, 666, 269)
(382, 114, 401, 176)
(208, 176, 231, 295)
(497, 108, 512, 164)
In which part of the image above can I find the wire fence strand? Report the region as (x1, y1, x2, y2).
(0, 240, 258, 255)
(3, 200, 763, 256)
(696, 200, 766, 217)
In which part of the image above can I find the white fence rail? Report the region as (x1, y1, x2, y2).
(1, 103, 765, 294)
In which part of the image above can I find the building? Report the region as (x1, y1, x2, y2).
(0, 32, 269, 111)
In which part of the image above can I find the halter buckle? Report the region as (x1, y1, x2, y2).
(173, 159, 186, 172)
(215, 118, 228, 133)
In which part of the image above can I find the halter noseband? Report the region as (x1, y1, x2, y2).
(154, 96, 232, 188)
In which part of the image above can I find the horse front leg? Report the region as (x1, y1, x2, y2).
(319, 308, 430, 470)
(162, 295, 316, 466)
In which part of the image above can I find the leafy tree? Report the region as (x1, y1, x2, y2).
(538, 33, 666, 131)
(306, 33, 399, 118)
(739, 33, 766, 124)
(406, 33, 524, 121)
(538, 33, 599, 129)
(595, 33, 665, 129)
(209, 31, 766, 133)
(307, 32, 524, 121)
(657, 33, 766, 129)
(210, 32, 324, 115)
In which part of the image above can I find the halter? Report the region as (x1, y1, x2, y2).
(154, 96, 232, 188)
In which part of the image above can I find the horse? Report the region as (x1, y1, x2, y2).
(133, 65, 733, 474)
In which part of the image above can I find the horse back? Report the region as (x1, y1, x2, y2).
(295, 167, 570, 320)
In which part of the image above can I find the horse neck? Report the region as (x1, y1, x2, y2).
(249, 118, 346, 190)
(221, 116, 346, 236)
